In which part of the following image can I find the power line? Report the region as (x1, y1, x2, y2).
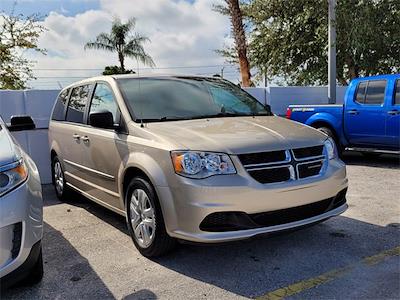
(32, 64, 237, 71)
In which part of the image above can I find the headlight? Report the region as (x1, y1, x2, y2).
(0, 159, 28, 197)
(324, 138, 337, 160)
(171, 151, 236, 178)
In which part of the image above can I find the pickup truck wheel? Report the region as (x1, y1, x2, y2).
(316, 126, 343, 157)
(125, 177, 176, 257)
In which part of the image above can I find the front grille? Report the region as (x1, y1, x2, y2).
(199, 188, 347, 232)
(297, 160, 324, 178)
(239, 145, 326, 184)
(248, 167, 291, 184)
(293, 145, 324, 159)
(238, 150, 287, 166)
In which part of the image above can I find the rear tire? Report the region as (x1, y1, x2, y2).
(125, 177, 176, 257)
(316, 126, 343, 157)
(52, 156, 72, 201)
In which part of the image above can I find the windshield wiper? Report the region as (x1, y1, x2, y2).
(136, 116, 190, 123)
(189, 112, 269, 119)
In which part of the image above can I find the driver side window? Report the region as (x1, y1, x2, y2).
(89, 83, 119, 124)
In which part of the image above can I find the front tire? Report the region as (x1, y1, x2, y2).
(20, 247, 44, 286)
(125, 177, 176, 257)
(52, 156, 72, 201)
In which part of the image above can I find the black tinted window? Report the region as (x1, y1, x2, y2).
(395, 80, 400, 105)
(355, 82, 367, 103)
(66, 85, 91, 123)
(89, 83, 119, 124)
(52, 88, 70, 121)
(365, 80, 386, 105)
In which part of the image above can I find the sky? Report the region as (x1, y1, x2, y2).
(1, 0, 241, 89)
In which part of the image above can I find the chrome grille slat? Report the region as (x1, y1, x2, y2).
(292, 154, 325, 162)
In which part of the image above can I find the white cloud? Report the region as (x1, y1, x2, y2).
(27, 0, 239, 88)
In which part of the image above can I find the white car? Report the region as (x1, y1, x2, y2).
(0, 115, 43, 288)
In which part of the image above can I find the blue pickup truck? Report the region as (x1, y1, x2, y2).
(286, 74, 400, 155)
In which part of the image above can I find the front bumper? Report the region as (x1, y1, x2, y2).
(0, 163, 43, 280)
(157, 158, 348, 243)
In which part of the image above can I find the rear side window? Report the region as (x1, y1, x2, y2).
(355, 80, 386, 105)
(355, 82, 367, 103)
(365, 80, 386, 105)
(66, 85, 91, 124)
(52, 88, 70, 121)
(395, 80, 400, 105)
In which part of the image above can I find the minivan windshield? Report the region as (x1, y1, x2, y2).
(117, 77, 272, 122)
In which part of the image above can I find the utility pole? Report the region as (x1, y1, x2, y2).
(328, 0, 336, 104)
(264, 72, 268, 87)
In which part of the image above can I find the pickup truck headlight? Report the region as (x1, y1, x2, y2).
(171, 151, 236, 179)
(324, 138, 337, 160)
(0, 159, 28, 197)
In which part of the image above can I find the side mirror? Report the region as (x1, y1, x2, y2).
(7, 115, 36, 132)
(89, 111, 115, 129)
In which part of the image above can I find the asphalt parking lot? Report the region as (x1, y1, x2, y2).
(2, 152, 399, 300)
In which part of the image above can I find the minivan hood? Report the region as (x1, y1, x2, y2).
(0, 126, 18, 167)
(143, 116, 327, 154)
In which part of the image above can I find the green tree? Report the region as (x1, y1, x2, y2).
(246, 0, 400, 85)
(0, 10, 46, 89)
(102, 65, 135, 75)
(85, 17, 155, 73)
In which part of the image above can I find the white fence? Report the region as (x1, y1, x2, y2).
(0, 90, 59, 184)
(0, 86, 346, 184)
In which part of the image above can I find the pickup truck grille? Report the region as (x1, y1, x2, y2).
(239, 146, 325, 184)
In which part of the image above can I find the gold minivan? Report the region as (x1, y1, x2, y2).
(49, 75, 348, 257)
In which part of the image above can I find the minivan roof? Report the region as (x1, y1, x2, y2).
(61, 74, 218, 91)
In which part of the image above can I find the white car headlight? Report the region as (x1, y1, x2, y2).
(324, 138, 337, 160)
(0, 159, 28, 197)
(171, 151, 236, 178)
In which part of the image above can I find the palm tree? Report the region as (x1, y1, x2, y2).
(224, 0, 252, 87)
(84, 17, 155, 72)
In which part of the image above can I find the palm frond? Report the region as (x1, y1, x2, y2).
(123, 35, 155, 67)
(84, 33, 115, 52)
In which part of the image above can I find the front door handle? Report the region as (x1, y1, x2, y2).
(388, 110, 399, 116)
(81, 136, 90, 143)
(72, 134, 80, 140)
(348, 109, 359, 115)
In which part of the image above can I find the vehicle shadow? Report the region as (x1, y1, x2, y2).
(0, 221, 115, 300)
(342, 151, 400, 169)
(60, 187, 400, 299)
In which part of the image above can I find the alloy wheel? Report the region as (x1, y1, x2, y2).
(129, 188, 156, 248)
(54, 161, 64, 195)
